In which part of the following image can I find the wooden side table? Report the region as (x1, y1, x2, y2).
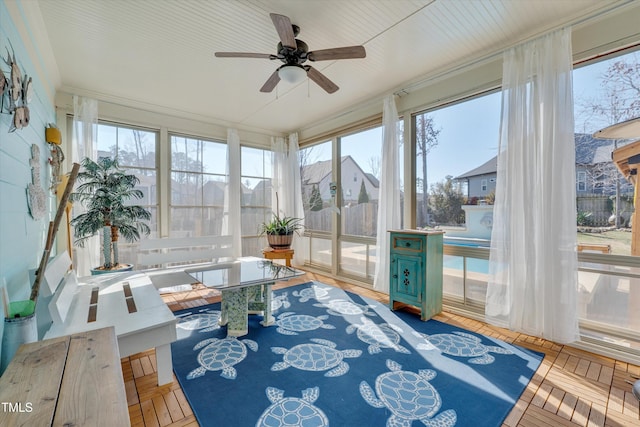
(262, 248, 294, 267)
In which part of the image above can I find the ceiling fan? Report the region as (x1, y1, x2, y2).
(215, 13, 366, 94)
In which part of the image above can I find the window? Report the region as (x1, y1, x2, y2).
(241, 146, 272, 255)
(573, 49, 640, 355)
(576, 171, 587, 192)
(169, 135, 226, 237)
(415, 92, 500, 229)
(300, 141, 332, 267)
(413, 92, 499, 307)
(95, 122, 158, 231)
(574, 51, 638, 238)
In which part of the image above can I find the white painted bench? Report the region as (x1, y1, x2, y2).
(138, 235, 235, 293)
(137, 235, 234, 270)
(43, 252, 177, 386)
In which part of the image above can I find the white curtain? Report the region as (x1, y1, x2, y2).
(271, 133, 305, 265)
(486, 28, 579, 344)
(71, 96, 99, 276)
(222, 129, 242, 257)
(373, 95, 402, 292)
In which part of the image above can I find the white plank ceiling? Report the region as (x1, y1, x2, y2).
(33, 0, 627, 134)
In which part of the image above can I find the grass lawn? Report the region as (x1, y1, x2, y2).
(577, 229, 632, 255)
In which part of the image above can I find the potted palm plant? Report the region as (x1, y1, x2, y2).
(70, 157, 151, 274)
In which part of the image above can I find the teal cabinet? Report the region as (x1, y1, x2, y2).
(389, 230, 444, 321)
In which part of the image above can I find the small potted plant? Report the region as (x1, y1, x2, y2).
(70, 157, 151, 274)
(259, 212, 303, 250)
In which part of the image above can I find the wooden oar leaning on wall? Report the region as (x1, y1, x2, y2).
(27, 162, 80, 312)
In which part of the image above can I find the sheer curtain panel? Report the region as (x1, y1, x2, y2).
(271, 134, 305, 265)
(71, 96, 99, 276)
(486, 28, 579, 344)
(222, 129, 242, 257)
(373, 95, 402, 293)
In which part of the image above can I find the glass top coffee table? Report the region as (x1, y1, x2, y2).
(185, 257, 303, 336)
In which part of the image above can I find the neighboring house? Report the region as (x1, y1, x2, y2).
(455, 156, 497, 200)
(575, 133, 633, 195)
(301, 155, 379, 206)
(456, 133, 633, 199)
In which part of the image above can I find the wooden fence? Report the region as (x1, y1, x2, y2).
(305, 202, 379, 236)
(577, 194, 633, 227)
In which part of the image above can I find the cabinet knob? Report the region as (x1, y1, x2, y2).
(405, 242, 410, 247)
(392, 274, 398, 278)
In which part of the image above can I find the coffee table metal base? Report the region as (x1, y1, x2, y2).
(219, 283, 274, 337)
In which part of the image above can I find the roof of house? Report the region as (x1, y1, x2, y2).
(456, 156, 498, 179)
(456, 133, 616, 179)
(301, 156, 379, 188)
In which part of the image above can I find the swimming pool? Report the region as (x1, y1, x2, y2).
(443, 237, 490, 274)
(443, 236, 490, 248)
(443, 255, 489, 274)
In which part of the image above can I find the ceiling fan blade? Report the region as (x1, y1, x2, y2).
(260, 70, 281, 93)
(307, 66, 339, 94)
(308, 46, 366, 61)
(215, 52, 274, 59)
(270, 13, 296, 48)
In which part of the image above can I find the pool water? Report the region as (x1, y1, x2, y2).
(443, 255, 489, 274)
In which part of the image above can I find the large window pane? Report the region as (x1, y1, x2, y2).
(574, 51, 639, 254)
(414, 92, 499, 307)
(93, 122, 158, 264)
(340, 127, 382, 237)
(241, 146, 272, 256)
(415, 94, 500, 229)
(300, 141, 332, 267)
(170, 135, 226, 236)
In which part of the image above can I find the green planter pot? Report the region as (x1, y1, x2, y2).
(90, 264, 134, 275)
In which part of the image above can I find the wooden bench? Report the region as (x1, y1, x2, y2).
(0, 327, 129, 426)
(43, 254, 177, 386)
(577, 243, 612, 254)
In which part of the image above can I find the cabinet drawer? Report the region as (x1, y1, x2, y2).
(392, 235, 423, 252)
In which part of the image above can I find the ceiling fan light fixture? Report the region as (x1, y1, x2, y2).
(278, 65, 306, 83)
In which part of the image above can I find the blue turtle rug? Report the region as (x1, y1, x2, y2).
(171, 281, 543, 426)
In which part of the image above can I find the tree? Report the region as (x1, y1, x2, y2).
(357, 179, 369, 204)
(416, 114, 441, 227)
(298, 145, 319, 211)
(429, 176, 465, 225)
(309, 185, 323, 211)
(576, 53, 640, 227)
(368, 156, 381, 179)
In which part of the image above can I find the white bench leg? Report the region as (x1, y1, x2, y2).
(156, 344, 173, 386)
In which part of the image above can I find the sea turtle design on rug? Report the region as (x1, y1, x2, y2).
(292, 285, 330, 303)
(187, 337, 258, 380)
(314, 299, 378, 317)
(274, 312, 336, 335)
(176, 309, 221, 333)
(346, 317, 410, 354)
(360, 359, 457, 427)
(256, 386, 328, 427)
(422, 331, 513, 364)
(271, 338, 362, 377)
(271, 292, 291, 311)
